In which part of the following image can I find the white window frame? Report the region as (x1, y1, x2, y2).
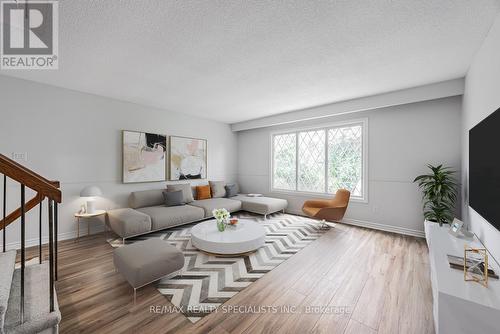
(270, 118, 368, 203)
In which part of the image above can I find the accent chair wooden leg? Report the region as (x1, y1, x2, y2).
(134, 288, 137, 304)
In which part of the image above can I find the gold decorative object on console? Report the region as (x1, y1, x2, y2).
(464, 246, 488, 287)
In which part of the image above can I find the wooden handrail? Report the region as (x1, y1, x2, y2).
(1, 193, 44, 231)
(0, 154, 60, 317)
(0, 154, 61, 203)
(3, 155, 60, 188)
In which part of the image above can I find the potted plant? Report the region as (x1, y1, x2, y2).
(413, 164, 458, 226)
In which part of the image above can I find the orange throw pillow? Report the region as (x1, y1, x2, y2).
(196, 185, 211, 200)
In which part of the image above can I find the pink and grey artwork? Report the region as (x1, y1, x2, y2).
(169, 136, 207, 180)
(123, 130, 167, 183)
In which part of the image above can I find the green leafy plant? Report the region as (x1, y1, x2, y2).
(413, 164, 458, 226)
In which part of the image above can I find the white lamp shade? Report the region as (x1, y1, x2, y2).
(80, 185, 102, 198)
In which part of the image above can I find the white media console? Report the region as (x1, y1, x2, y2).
(425, 221, 500, 334)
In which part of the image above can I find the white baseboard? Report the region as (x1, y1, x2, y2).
(285, 209, 425, 238)
(2, 226, 105, 251)
(342, 218, 425, 238)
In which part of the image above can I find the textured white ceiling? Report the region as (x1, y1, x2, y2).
(2, 0, 499, 123)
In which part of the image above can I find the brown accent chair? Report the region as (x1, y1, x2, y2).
(302, 189, 351, 222)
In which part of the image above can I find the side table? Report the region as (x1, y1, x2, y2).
(74, 210, 107, 241)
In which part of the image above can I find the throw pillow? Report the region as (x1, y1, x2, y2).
(162, 190, 184, 207)
(225, 183, 238, 197)
(196, 185, 212, 200)
(167, 183, 195, 203)
(209, 181, 226, 198)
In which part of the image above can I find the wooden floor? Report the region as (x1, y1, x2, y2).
(28, 221, 434, 334)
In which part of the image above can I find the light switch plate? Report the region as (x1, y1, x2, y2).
(11, 152, 28, 162)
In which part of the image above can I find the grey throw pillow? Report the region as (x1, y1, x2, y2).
(167, 183, 194, 203)
(162, 190, 184, 206)
(209, 181, 226, 198)
(225, 184, 238, 197)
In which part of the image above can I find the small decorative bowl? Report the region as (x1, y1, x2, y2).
(229, 218, 239, 225)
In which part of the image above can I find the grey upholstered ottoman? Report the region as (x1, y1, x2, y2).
(113, 238, 184, 302)
(233, 195, 288, 218)
(107, 208, 152, 240)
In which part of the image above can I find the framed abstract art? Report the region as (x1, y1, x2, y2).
(122, 130, 167, 183)
(169, 136, 207, 180)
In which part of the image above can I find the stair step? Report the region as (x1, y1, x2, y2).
(4, 263, 60, 334)
(0, 250, 16, 333)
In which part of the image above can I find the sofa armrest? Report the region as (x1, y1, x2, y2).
(108, 208, 152, 238)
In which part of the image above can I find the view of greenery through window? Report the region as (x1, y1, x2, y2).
(272, 123, 363, 198)
(273, 133, 296, 190)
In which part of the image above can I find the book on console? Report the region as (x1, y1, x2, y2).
(447, 254, 499, 279)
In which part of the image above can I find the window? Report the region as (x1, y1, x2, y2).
(273, 133, 296, 190)
(271, 119, 367, 201)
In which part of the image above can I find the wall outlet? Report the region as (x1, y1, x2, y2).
(11, 152, 28, 162)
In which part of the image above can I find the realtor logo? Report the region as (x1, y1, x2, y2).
(1, 0, 58, 69)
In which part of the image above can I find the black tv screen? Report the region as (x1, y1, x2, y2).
(469, 107, 500, 231)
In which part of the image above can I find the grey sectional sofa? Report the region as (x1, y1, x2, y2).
(107, 187, 288, 240)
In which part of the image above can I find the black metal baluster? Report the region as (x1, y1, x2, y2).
(20, 184, 25, 323)
(39, 200, 42, 264)
(48, 199, 54, 312)
(54, 202, 58, 281)
(2, 175, 6, 253)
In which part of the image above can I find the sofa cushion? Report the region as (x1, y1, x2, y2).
(107, 208, 152, 238)
(225, 184, 238, 198)
(129, 189, 164, 209)
(228, 183, 240, 194)
(233, 195, 288, 215)
(209, 181, 226, 198)
(113, 239, 184, 288)
(167, 183, 194, 203)
(137, 205, 204, 230)
(195, 185, 212, 200)
(162, 190, 184, 207)
(190, 198, 242, 217)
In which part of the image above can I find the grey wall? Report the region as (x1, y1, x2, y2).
(237, 96, 462, 236)
(0, 75, 238, 249)
(462, 14, 500, 261)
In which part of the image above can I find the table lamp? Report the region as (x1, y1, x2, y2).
(80, 185, 102, 214)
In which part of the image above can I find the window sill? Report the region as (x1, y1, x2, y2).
(269, 189, 368, 204)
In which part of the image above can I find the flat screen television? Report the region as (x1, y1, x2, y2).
(469, 107, 500, 231)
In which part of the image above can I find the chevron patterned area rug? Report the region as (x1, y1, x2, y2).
(108, 212, 327, 323)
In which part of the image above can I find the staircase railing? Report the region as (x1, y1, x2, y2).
(0, 153, 61, 322)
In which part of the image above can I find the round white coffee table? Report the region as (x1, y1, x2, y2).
(191, 219, 266, 255)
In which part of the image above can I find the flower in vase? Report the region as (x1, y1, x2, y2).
(212, 208, 230, 221)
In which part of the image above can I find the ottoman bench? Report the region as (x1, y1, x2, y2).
(107, 208, 152, 242)
(233, 195, 288, 218)
(113, 238, 184, 302)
